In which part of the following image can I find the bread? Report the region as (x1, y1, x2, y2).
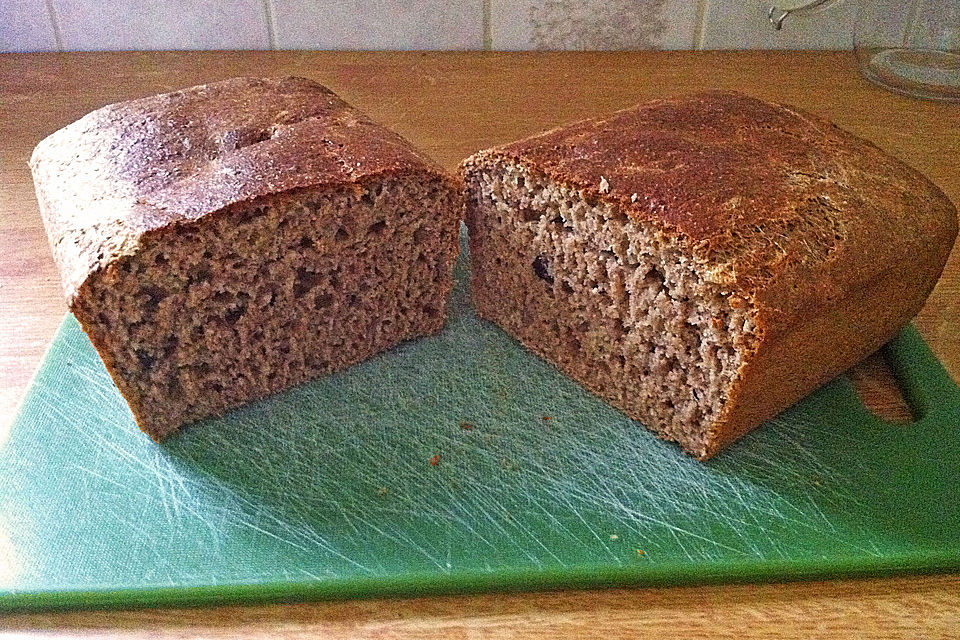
(460, 90, 957, 459)
(30, 77, 461, 440)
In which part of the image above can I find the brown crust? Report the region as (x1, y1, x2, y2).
(463, 91, 957, 336)
(30, 76, 454, 304)
(461, 91, 958, 458)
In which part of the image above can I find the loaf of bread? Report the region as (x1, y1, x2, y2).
(31, 77, 461, 440)
(461, 91, 957, 459)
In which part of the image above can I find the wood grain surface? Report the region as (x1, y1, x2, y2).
(3, 576, 959, 639)
(0, 50, 957, 638)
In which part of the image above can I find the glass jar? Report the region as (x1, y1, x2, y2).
(770, 0, 960, 101)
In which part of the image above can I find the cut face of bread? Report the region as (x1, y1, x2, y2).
(74, 177, 457, 439)
(465, 160, 758, 457)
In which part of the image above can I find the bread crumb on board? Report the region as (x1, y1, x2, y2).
(500, 457, 521, 471)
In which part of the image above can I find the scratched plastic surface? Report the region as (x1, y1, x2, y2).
(2, 232, 960, 612)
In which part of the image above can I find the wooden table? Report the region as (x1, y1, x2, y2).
(1, 51, 957, 638)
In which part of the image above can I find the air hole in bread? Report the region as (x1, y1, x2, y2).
(521, 207, 540, 223)
(294, 268, 323, 298)
(315, 293, 333, 309)
(224, 305, 245, 325)
(162, 337, 179, 357)
(143, 285, 167, 310)
(135, 349, 155, 371)
(189, 266, 211, 285)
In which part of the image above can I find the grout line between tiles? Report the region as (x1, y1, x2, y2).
(262, 0, 278, 50)
(693, 0, 708, 50)
(44, 0, 64, 52)
(482, 0, 492, 50)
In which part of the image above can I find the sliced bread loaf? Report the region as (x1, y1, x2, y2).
(461, 91, 957, 459)
(31, 77, 461, 440)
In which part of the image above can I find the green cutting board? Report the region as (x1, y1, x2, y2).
(3, 232, 960, 612)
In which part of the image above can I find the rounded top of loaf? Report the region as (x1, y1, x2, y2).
(30, 76, 449, 303)
(463, 91, 958, 328)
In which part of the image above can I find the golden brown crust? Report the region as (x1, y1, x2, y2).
(465, 91, 957, 338)
(30, 76, 453, 304)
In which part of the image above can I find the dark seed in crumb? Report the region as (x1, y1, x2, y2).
(532, 255, 553, 284)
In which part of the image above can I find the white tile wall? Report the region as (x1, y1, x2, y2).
(270, 0, 482, 50)
(0, 0, 856, 52)
(1, 0, 59, 52)
(700, 0, 853, 50)
(491, 0, 699, 50)
(52, 0, 271, 51)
